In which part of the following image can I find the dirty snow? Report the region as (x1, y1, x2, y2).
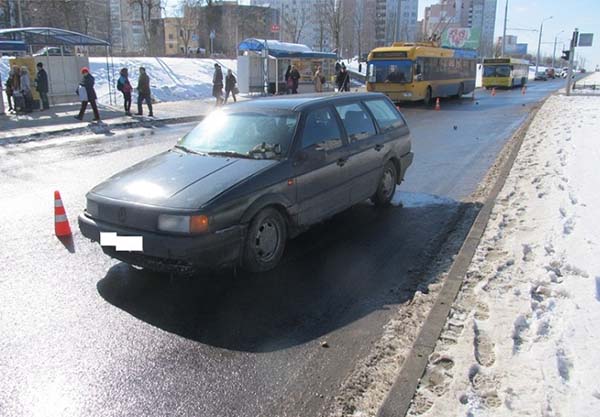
(408, 93, 600, 416)
(1, 56, 237, 106)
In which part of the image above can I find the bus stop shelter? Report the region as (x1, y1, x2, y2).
(237, 38, 337, 94)
(0, 27, 116, 106)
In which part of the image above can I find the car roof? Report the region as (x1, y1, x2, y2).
(228, 92, 389, 112)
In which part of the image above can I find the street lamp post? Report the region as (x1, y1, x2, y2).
(535, 16, 553, 75)
(552, 30, 564, 69)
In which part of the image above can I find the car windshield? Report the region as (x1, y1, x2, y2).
(484, 65, 511, 77)
(177, 110, 298, 159)
(368, 60, 413, 83)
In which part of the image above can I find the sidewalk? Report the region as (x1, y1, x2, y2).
(0, 97, 247, 144)
(408, 93, 600, 416)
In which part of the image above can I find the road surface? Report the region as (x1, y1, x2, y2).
(0, 79, 565, 417)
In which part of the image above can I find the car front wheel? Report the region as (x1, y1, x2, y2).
(242, 207, 287, 272)
(373, 161, 398, 207)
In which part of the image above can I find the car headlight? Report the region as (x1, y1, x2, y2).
(86, 199, 99, 217)
(157, 214, 209, 234)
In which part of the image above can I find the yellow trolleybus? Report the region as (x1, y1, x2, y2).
(366, 42, 477, 105)
(482, 58, 529, 89)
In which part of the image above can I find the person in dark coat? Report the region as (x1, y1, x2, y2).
(136, 67, 153, 117)
(35, 62, 50, 110)
(284, 65, 292, 94)
(117, 67, 133, 116)
(224, 69, 237, 104)
(75, 67, 100, 121)
(290, 65, 300, 94)
(5, 67, 15, 112)
(336, 64, 350, 92)
(212, 63, 224, 106)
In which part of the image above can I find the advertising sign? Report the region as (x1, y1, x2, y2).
(442, 27, 481, 50)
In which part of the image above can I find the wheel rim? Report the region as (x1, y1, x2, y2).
(381, 167, 395, 199)
(254, 218, 280, 262)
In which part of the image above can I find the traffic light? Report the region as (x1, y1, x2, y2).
(561, 50, 570, 61)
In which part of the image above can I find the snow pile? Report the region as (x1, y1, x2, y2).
(1, 56, 237, 106)
(408, 94, 600, 416)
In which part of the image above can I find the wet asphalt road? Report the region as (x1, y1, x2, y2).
(0, 79, 566, 417)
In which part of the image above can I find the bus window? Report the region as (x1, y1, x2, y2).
(369, 60, 413, 83)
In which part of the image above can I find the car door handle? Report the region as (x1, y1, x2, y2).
(374, 144, 384, 152)
(337, 157, 347, 167)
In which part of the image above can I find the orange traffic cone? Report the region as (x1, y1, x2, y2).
(54, 190, 72, 237)
(491, 87, 496, 96)
(521, 85, 527, 95)
(435, 97, 441, 111)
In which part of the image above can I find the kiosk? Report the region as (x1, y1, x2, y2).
(237, 38, 337, 95)
(0, 27, 115, 106)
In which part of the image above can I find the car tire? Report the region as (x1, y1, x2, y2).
(373, 161, 398, 207)
(242, 207, 287, 272)
(423, 86, 432, 106)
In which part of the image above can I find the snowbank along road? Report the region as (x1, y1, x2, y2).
(408, 93, 600, 416)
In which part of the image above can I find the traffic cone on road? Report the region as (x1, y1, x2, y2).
(54, 190, 72, 237)
(491, 87, 496, 96)
(521, 85, 527, 95)
(435, 97, 441, 111)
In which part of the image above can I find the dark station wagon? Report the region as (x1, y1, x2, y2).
(79, 93, 414, 272)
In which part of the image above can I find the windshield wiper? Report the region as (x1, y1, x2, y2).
(174, 144, 206, 155)
(206, 150, 252, 159)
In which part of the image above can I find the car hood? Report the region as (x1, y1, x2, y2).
(89, 149, 277, 209)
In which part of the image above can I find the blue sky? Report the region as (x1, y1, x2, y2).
(164, 0, 599, 68)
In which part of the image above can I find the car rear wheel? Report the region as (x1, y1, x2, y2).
(243, 207, 287, 272)
(373, 161, 398, 207)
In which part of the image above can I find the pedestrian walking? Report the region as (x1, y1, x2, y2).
(4, 67, 15, 112)
(35, 62, 50, 110)
(290, 65, 300, 94)
(224, 69, 237, 103)
(313, 65, 325, 93)
(212, 63, 224, 106)
(19, 66, 33, 113)
(285, 65, 292, 94)
(136, 67, 153, 117)
(336, 64, 350, 92)
(75, 67, 100, 121)
(117, 67, 133, 116)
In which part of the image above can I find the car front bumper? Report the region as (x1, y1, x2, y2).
(78, 212, 245, 272)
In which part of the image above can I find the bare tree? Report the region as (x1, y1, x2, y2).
(354, 0, 364, 60)
(322, 0, 345, 58)
(128, 0, 163, 54)
(176, 0, 199, 56)
(283, 6, 308, 44)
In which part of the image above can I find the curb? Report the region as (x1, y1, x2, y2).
(376, 98, 547, 417)
(0, 115, 203, 146)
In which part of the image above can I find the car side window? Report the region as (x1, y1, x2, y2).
(334, 102, 376, 142)
(364, 99, 406, 133)
(301, 108, 343, 151)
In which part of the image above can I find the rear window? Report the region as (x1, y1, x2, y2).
(364, 99, 406, 133)
(334, 102, 376, 142)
